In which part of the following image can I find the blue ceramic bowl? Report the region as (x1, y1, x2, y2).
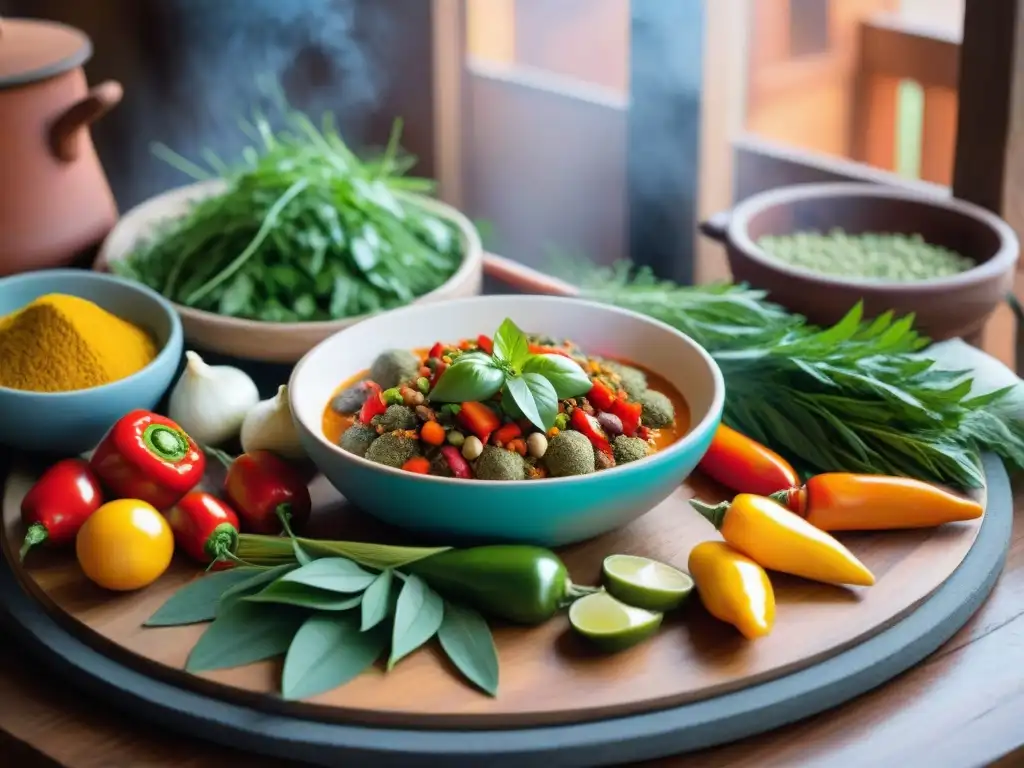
(290, 295, 725, 547)
(0, 269, 183, 456)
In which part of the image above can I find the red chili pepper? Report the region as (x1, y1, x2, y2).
(586, 379, 617, 411)
(19, 458, 104, 561)
(570, 408, 612, 456)
(492, 422, 522, 446)
(428, 342, 445, 359)
(528, 344, 573, 358)
(165, 491, 240, 564)
(457, 401, 502, 444)
(89, 409, 205, 510)
(224, 451, 312, 535)
(698, 424, 800, 496)
(358, 381, 387, 424)
(477, 335, 494, 355)
(440, 445, 473, 478)
(610, 398, 643, 437)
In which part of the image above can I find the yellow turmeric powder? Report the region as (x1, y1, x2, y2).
(0, 293, 157, 393)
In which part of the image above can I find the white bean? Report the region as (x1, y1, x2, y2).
(461, 435, 483, 460)
(526, 432, 548, 459)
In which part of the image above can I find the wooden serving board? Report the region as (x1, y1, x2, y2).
(1, 462, 984, 730)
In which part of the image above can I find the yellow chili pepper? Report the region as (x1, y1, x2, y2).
(690, 493, 875, 587)
(688, 541, 775, 640)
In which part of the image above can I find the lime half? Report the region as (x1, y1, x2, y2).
(568, 591, 663, 652)
(602, 554, 694, 612)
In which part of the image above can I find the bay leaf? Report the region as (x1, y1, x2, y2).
(437, 602, 499, 696)
(186, 601, 306, 672)
(360, 569, 393, 631)
(245, 581, 363, 611)
(145, 567, 264, 627)
(388, 574, 444, 670)
(281, 613, 388, 700)
(217, 563, 299, 615)
(280, 557, 377, 593)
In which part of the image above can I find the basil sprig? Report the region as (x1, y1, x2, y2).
(429, 318, 592, 430)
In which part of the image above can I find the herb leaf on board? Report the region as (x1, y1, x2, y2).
(361, 569, 394, 631)
(144, 567, 264, 627)
(522, 354, 592, 398)
(185, 602, 306, 672)
(281, 613, 388, 701)
(280, 558, 377, 593)
(217, 563, 299, 615)
(388, 574, 444, 669)
(244, 581, 363, 611)
(437, 602, 499, 696)
(492, 318, 532, 370)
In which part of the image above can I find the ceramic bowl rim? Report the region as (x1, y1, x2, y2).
(0, 268, 183, 399)
(289, 294, 726, 488)
(728, 181, 1020, 292)
(93, 180, 484, 333)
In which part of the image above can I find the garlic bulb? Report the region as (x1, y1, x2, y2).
(240, 384, 305, 460)
(168, 351, 259, 446)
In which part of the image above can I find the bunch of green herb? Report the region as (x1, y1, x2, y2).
(560, 260, 1024, 490)
(113, 108, 463, 322)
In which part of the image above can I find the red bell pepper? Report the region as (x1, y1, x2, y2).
(89, 410, 205, 510)
(570, 408, 612, 456)
(19, 458, 104, 561)
(492, 422, 522, 446)
(358, 381, 387, 424)
(586, 379, 617, 411)
(610, 398, 643, 437)
(224, 451, 312, 535)
(457, 401, 502, 444)
(428, 342, 445, 359)
(166, 491, 241, 564)
(477, 335, 494, 355)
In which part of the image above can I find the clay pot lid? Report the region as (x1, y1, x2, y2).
(0, 17, 92, 90)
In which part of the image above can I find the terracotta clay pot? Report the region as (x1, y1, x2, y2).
(0, 17, 122, 276)
(701, 183, 1019, 343)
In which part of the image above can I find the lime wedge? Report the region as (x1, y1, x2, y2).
(602, 554, 694, 612)
(568, 591, 663, 652)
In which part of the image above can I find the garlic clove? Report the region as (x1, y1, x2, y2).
(240, 384, 306, 460)
(167, 350, 260, 447)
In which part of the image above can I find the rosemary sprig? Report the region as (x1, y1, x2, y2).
(561, 260, 1024, 489)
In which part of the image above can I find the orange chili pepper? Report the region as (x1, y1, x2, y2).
(507, 438, 528, 456)
(401, 457, 431, 474)
(691, 493, 875, 587)
(771, 473, 984, 531)
(420, 420, 447, 446)
(688, 541, 775, 640)
(697, 424, 799, 496)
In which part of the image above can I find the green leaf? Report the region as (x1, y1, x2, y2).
(428, 354, 505, 402)
(185, 601, 305, 672)
(244, 581, 364, 611)
(506, 373, 559, 431)
(492, 318, 531, 369)
(145, 568, 265, 627)
(437, 602, 499, 696)
(293, 540, 315, 565)
(522, 354, 592, 398)
(281, 613, 388, 700)
(280, 558, 377, 593)
(217, 564, 299, 615)
(388, 574, 444, 669)
(361, 569, 394, 631)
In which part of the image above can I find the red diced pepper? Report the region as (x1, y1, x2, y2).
(610, 398, 643, 437)
(570, 408, 613, 456)
(401, 456, 432, 474)
(587, 379, 617, 411)
(428, 342, 445, 359)
(224, 451, 312, 535)
(477, 335, 494, 355)
(492, 422, 522, 446)
(528, 344, 573, 359)
(358, 381, 387, 424)
(457, 401, 501, 444)
(440, 445, 473, 478)
(19, 458, 104, 560)
(430, 361, 448, 387)
(89, 409, 205, 510)
(165, 491, 240, 564)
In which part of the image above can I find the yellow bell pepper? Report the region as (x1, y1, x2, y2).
(688, 541, 775, 640)
(691, 493, 875, 587)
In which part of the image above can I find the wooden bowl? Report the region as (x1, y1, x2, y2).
(700, 183, 1019, 341)
(94, 180, 483, 364)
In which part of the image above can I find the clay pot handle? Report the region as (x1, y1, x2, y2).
(49, 80, 124, 163)
(699, 210, 732, 243)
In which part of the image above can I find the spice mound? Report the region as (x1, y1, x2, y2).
(0, 293, 158, 392)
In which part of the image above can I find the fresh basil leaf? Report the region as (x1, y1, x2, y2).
(522, 354, 592, 398)
(361, 569, 394, 631)
(506, 373, 559, 431)
(437, 602, 499, 696)
(185, 601, 305, 672)
(388, 574, 444, 669)
(244, 581, 363, 611)
(217, 564, 299, 616)
(492, 318, 531, 369)
(280, 558, 377, 593)
(145, 567, 264, 627)
(429, 355, 505, 403)
(281, 613, 388, 700)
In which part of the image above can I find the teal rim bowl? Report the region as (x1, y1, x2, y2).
(289, 294, 725, 547)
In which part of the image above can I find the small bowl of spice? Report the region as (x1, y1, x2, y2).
(0, 269, 183, 455)
(700, 182, 1019, 341)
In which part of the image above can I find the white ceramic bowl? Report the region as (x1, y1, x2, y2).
(288, 295, 725, 547)
(95, 180, 483, 364)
